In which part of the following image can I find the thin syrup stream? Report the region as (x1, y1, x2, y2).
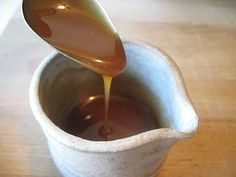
(99, 76, 113, 139)
(103, 76, 113, 124)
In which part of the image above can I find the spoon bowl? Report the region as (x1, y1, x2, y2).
(22, 0, 126, 76)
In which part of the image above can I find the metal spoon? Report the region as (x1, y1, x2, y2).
(22, 0, 126, 76)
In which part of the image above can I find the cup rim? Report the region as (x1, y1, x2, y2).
(29, 40, 198, 153)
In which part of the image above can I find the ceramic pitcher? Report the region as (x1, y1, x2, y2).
(29, 40, 198, 177)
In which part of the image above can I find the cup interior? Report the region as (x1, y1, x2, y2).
(38, 42, 197, 135)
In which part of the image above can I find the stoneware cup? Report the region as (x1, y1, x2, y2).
(29, 40, 198, 177)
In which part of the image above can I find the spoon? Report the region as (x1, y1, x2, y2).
(22, 0, 126, 76)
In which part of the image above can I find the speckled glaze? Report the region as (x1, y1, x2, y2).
(29, 40, 198, 177)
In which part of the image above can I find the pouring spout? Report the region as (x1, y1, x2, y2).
(121, 40, 199, 142)
(156, 78, 199, 140)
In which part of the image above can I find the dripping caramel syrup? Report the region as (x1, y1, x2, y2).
(24, 0, 159, 140)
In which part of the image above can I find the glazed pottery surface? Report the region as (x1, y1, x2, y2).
(29, 40, 198, 177)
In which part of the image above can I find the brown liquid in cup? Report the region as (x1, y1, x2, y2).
(62, 95, 159, 141)
(23, 0, 159, 140)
